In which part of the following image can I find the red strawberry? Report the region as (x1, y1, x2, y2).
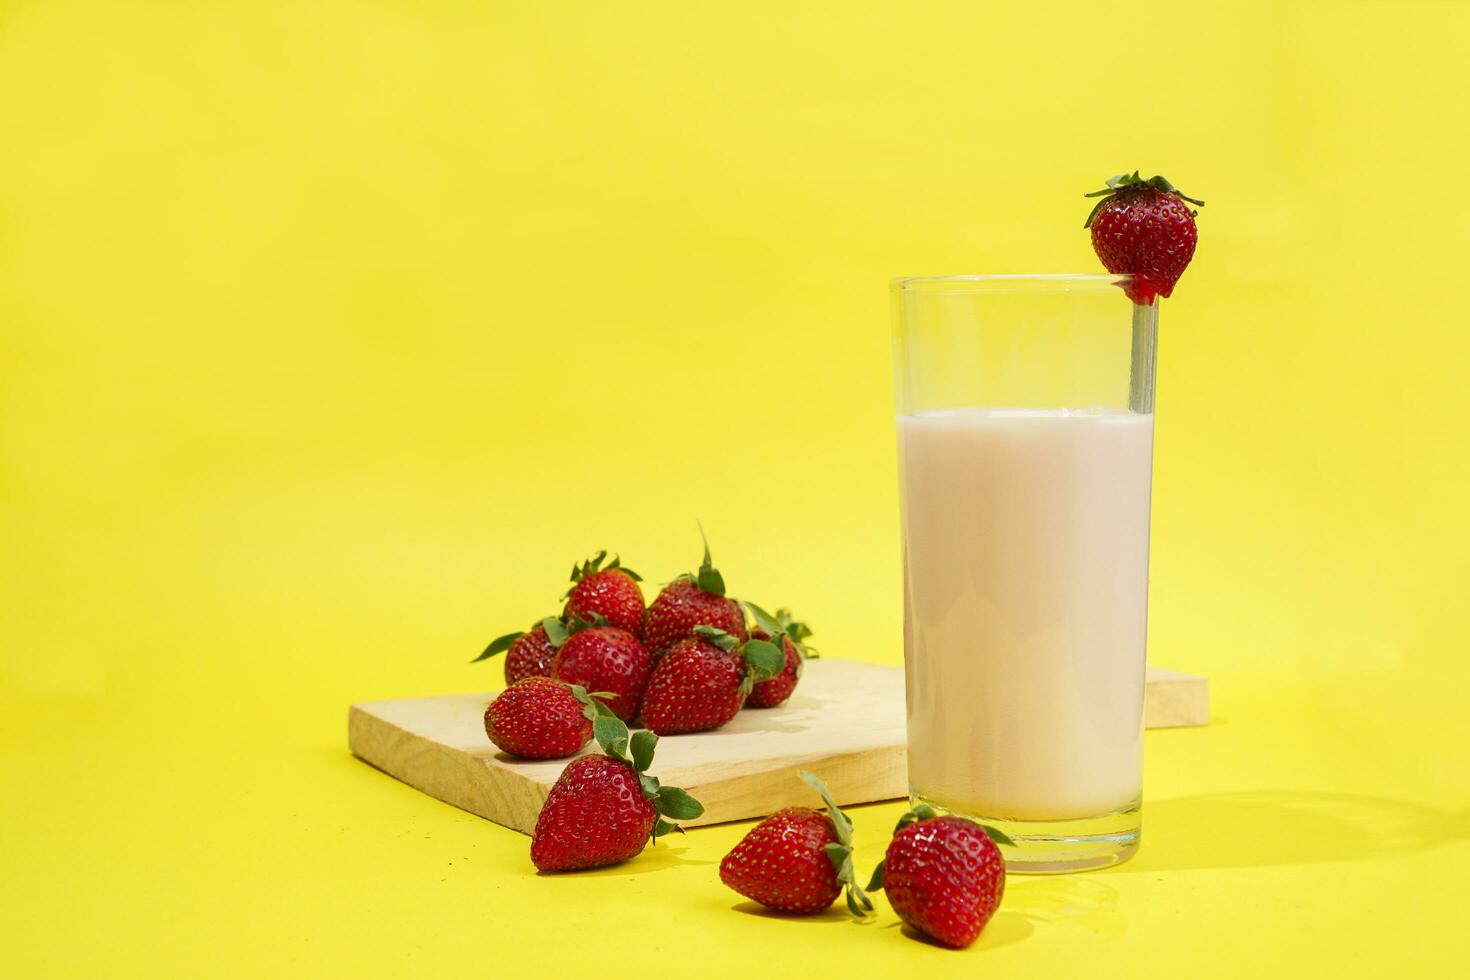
(867, 806, 1011, 949)
(474, 617, 568, 685)
(720, 771, 874, 916)
(1085, 171, 1205, 305)
(638, 628, 785, 735)
(745, 634, 801, 708)
(743, 603, 816, 708)
(483, 677, 615, 759)
(550, 624, 651, 723)
(563, 551, 646, 639)
(530, 715, 704, 871)
(644, 531, 747, 657)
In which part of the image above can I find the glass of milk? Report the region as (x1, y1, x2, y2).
(893, 274, 1158, 872)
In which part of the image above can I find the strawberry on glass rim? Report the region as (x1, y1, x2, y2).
(1084, 171, 1204, 305)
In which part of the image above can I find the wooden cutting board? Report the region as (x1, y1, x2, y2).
(349, 660, 1207, 835)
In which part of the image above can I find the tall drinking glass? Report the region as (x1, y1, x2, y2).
(893, 274, 1158, 873)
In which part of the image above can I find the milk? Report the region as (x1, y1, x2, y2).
(898, 408, 1154, 821)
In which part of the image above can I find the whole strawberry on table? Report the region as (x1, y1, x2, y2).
(482, 677, 616, 759)
(547, 617, 651, 723)
(531, 713, 703, 872)
(643, 531, 748, 658)
(472, 531, 811, 734)
(720, 771, 873, 917)
(638, 625, 785, 735)
(743, 602, 815, 709)
(562, 550, 645, 638)
(473, 616, 566, 685)
(867, 804, 1012, 950)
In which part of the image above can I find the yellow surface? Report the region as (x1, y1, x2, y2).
(2, 1, 1467, 976)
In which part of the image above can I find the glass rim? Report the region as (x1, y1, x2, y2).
(892, 273, 1134, 292)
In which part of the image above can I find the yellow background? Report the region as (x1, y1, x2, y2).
(3, 1, 1467, 976)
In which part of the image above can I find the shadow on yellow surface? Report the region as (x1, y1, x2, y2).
(535, 838, 717, 879)
(887, 913, 1034, 952)
(724, 901, 1035, 951)
(1119, 791, 1469, 873)
(729, 900, 853, 924)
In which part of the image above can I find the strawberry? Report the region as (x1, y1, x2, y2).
(530, 714, 704, 871)
(550, 623, 651, 723)
(643, 531, 747, 657)
(743, 603, 816, 708)
(562, 551, 646, 639)
(638, 627, 785, 735)
(720, 771, 874, 916)
(473, 617, 568, 685)
(483, 677, 615, 759)
(1084, 171, 1205, 305)
(867, 805, 1011, 949)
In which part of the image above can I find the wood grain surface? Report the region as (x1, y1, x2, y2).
(349, 659, 1208, 835)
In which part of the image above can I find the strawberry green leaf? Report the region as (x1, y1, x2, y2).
(565, 612, 607, 636)
(629, 730, 658, 773)
(651, 818, 681, 839)
(694, 523, 726, 596)
(799, 771, 854, 846)
(982, 824, 1016, 847)
(604, 555, 642, 581)
(472, 631, 522, 662)
(866, 860, 885, 892)
(742, 640, 785, 681)
(655, 786, 704, 821)
(781, 613, 813, 643)
(1084, 171, 1204, 226)
(569, 551, 608, 584)
(594, 715, 629, 761)
(845, 883, 875, 917)
(542, 617, 569, 648)
(638, 773, 661, 800)
(693, 624, 738, 652)
(697, 522, 713, 568)
(894, 802, 941, 835)
(823, 842, 849, 873)
(572, 686, 618, 721)
(696, 566, 725, 596)
(743, 600, 780, 637)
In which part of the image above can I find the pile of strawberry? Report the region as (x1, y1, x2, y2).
(474, 533, 813, 759)
(468, 532, 819, 877)
(469, 533, 1008, 948)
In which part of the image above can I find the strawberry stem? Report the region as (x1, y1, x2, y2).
(1083, 170, 1204, 228)
(694, 523, 727, 596)
(565, 551, 641, 593)
(472, 630, 523, 663)
(799, 771, 874, 917)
